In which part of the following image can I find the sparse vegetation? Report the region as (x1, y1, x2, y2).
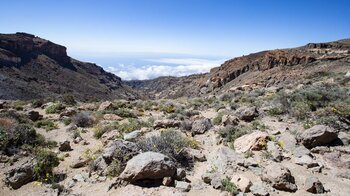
(138, 129, 199, 167)
(213, 112, 224, 125)
(221, 176, 239, 195)
(35, 119, 58, 131)
(33, 148, 60, 180)
(45, 103, 65, 114)
(218, 126, 248, 146)
(73, 112, 94, 127)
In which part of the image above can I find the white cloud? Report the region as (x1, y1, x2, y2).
(106, 58, 225, 80)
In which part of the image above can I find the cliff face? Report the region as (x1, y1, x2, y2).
(0, 33, 139, 101)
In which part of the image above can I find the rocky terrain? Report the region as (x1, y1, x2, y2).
(0, 35, 350, 196)
(0, 33, 139, 101)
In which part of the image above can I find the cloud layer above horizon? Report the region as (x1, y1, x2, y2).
(106, 58, 225, 80)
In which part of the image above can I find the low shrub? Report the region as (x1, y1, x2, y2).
(73, 112, 94, 127)
(213, 112, 224, 125)
(291, 101, 310, 120)
(35, 119, 58, 131)
(61, 94, 76, 106)
(137, 130, 199, 167)
(32, 99, 44, 108)
(221, 176, 239, 195)
(160, 104, 176, 113)
(268, 106, 286, 116)
(11, 100, 26, 110)
(34, 148, 60, 180)
(112, 108, 136, 118)
(218, 126, 247, 146)
(45, 103, 65, 114)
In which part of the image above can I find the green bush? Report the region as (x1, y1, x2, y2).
(221, 176, 239, 195)
(11, 100, 26, 110)
(160, 104, 176, 113)
(106, 159, 122, 177)
(0, 128, 9, 151)
(35, 119, 58, 131)
(138, 129, 199, 167)
(34, 148, 60, 180)
(213, 112, 224, 125)
(291, 101, 310, 120)
(73, 112, 94, 127)
(115, 118, 151, 133)
(61, 94, 76, 106)
(268, 106, 286, 116)
(32, 99, 44, 108)
(45, 103, 64, 114)
(112, 108, 136, 118)
(218, 126, 247, 146)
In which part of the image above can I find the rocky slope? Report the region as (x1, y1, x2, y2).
(0, 33, 139, 101)
(129, 39, 350, 99)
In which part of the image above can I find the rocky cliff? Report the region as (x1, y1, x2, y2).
(0, 33, 139, 101)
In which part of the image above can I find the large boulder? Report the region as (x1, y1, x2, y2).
(262, 163, 297, 192)
(98, 101, 114, 111)
(27, 111, 42, 121)
(91, 140, 139, 174)
(119, 152, 176, 183)
(234, 131, 269, 153)
(235, 106, 259, 122)
(191, 118, 212, 135)
(153, 119, 181, 129)
(300, 125, 337, 148)
(5, 159, 35, 189)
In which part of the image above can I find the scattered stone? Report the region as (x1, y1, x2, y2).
(279, 132, 297, 152)
(66, 124, 78, 131)
(262, 163, 297, 192)
(27, 110, 42, 121)
(188, 148, 206, 162)
(221, 115, 239, 126)
(294, 155, 319, 168)
(101, 130, 121, 143)
(266, 141, 282, 162)
(234, 131, 269, 153)
(231, 174, 252, 193)
(58, 140, 72, 152)
(119, 152, 176, 183)
(59, 107, 77, 117)
(175, 181, 191, 192)
(175, 168, 186, 181)
(304, 176, 325, 194)
(5, 159, 35, 189)
(123, 130, 142, 142)
(73, 174, 87, 182)
(191, 118, 212, 135)
(162, 177, 173, 186)
(70, 157, 90, 168)
(300, 125, 338, 148)
(293, 145, 311, 158)
(73, 136, 83, 144)
(103, 113, 123, 121)
(250, 181, 269, 196)
(338, 132, 350, 146)
(236, 106, 259, 122)
(153, 119, 181, 129)
(98, 101, 114, 111)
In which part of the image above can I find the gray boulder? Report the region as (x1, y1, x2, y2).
(119, 152, 176, 183)
(236, 106, 259, 122)
(5, 159, 35, 189)
(300, 125, 337, 148)
(191, 118, 212, 135)
(304, 176, 325, 194)
(262, 163, 297, 192)
(153, 119, 181, 129)
(250, 181, 269, 196)
(123, 130, 142, 142)
(175, 180, 191, 192)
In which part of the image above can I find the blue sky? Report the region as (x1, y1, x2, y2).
(1, 0, 349, 80)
